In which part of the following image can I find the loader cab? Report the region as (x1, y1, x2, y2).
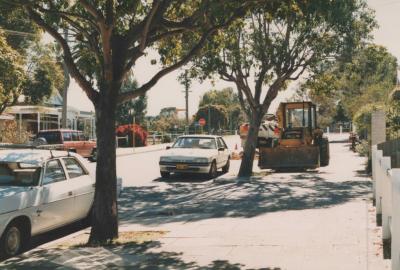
(278, 102, 317, 146)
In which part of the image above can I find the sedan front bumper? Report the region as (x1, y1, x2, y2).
(159, 161, 211, 174)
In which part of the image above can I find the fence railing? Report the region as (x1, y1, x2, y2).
(372, 139, 400, 269)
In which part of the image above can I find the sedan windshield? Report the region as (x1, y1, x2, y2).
(172, 137, 217, 149)
(0, 163, 41, 186)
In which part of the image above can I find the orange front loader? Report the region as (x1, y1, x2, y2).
(258, 102, 329, 170)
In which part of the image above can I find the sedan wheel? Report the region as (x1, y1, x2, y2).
(222, 159, 230, 173)
(208, 161, 218, 179)
(1, 225, 22, 258)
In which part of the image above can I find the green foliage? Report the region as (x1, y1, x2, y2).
(198, 87, 246, 129)
(387, 89, 400, 139)
(355, 139, 372, 173)
(116, 78, 147, 126)
(0, 31, 25, 113)
(355, 140, 370, 157)
(149, 107, 185, 133)
(189, 0, 374, 123)
(0, 1, 40, 53)
(5, 0, 257, 243)
(0, 120, 31, 144)
(353, 103, 384, 139)
(0, 11, 64, 112)
(195, 105, 228, 132)
(306, 44, 397, 127)
(159, 107, 178, 119)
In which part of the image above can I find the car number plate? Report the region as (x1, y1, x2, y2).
(176, 164, 188, 170)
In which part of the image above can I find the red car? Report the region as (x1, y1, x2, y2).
(35, 129, 97, 160)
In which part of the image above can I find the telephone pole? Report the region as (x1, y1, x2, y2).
(182, 70, 192, 125)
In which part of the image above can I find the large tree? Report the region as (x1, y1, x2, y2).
(306, 44, 397, 125)
(5, 0, 254, 243)
(191, 0, 375, 176)
(0, 31, 25, 114)
(0, 4, 63, 114)
(0, 31, 63, 114)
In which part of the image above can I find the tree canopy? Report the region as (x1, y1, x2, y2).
(305, 44, 398, 129)
(4, 0, 257, 243)
(0, 5, 64, 114)
(0, 31, 24, 114)
(189, 0, 375, 176)
(198, 87, 246, 130)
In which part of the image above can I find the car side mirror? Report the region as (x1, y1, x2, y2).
(166, 146, 171, 150)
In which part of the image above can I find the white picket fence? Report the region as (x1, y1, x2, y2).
(372, 144, 400, 269)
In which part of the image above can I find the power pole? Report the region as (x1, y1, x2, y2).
(208, 105, 211, 135)
(181, 70, 192, 126)
(61, 29, 70, 128)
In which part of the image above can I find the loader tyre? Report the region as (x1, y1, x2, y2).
(319, 137, 330, 167)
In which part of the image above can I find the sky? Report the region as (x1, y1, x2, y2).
(67, 0, 400, 117)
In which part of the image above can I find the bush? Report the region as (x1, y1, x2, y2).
(162, 135, 172, 143)
(0, 120, 31, 144)
(353, 103, 384, 140)
(355, 140, 369, 157)
(115, 124, 148, 147)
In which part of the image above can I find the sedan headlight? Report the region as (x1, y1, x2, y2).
(160, 156, 171, 162)
(193, 157, 209, 163)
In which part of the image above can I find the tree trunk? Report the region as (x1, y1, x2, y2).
(238, 113, 262, 177)
(89, 91, 118, 244)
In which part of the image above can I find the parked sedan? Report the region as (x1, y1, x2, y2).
(0, 149, 122, 258)
(159, 135, 230, 179)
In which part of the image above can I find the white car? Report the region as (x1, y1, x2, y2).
(159, 135, 230, 178)
(0, 149, 122, 258)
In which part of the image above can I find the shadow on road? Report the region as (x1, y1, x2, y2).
(1, 240, 280, 270)
(118, 171, 371, 226)
(154, 171, 226, 183)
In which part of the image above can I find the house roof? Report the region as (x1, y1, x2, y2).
(0, 114, 15, 121)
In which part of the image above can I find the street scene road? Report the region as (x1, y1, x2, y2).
(1, 1, 399, 269)
(0, 133, 390, 269)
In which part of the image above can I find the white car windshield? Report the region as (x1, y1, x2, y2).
(172, 137, 217, 149)
(0, 163, 41, 186)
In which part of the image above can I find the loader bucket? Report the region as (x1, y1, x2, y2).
(258, 145, 320, 170)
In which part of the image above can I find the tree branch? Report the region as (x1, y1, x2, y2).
(140, 0, 161, 52)
(35, 5, 99, 31)
(78, 0, 105, 23)
(26, 7, 99, 104)
(236, 82, 251, 119)
(118, 27, 217, 104)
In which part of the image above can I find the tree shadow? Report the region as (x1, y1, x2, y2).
(118, 171, 371, 226)
(1, 241, 280, 270)
(154, 171, 226, 183)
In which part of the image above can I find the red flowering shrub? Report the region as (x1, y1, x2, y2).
(116, 124, 148, 147)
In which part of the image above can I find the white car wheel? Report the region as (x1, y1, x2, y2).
(208, 161, 217, 179)
(222, 159, 230, 173)
(1, 225, 22, 258)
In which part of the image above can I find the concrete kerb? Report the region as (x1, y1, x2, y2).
(116, 143, 171, 157)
